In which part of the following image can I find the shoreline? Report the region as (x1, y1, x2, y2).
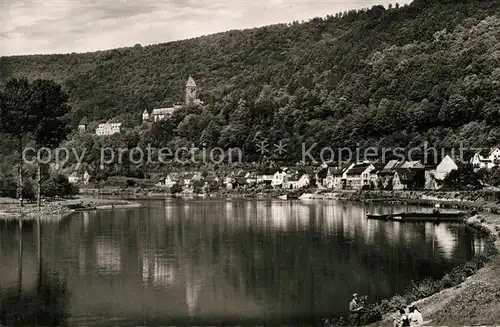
(0, 197, 142, 221)
(362, 212, 500, 327)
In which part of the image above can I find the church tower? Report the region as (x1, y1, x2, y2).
(185, 76, 197, 105)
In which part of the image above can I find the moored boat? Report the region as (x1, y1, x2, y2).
(366, 211, 468, 222)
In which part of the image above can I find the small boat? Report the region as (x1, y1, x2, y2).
(299, 193, 313, 200)
(366, 211, 468, 222)
(278, 194, 288, 200)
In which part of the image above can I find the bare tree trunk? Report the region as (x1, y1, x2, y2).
(37, 162, 41, 209)
(17, 138, 24, 207)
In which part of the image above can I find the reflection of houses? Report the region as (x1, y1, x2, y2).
(95, 238, 122, 275)
(142, 253, 176, 287)
(433, 224, 456, 260)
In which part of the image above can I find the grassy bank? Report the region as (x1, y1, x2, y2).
(324, 213, 500, 327)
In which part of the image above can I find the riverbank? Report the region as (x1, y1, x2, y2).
(0, 197, 142, 221)
(363, 213, 500, 327)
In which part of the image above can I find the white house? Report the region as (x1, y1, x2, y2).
(284, 174, 310, 189)
(164, 173, 179, 188)
(257, 174, 274, 184)
(96, 123, 122, 136)
(78, 117, 88, 133)
(324, 167, 347, 190)
(224, 176, 234, 190)
(68, 172, 81, 184)
(182, 173, 195, 188)
(470, 148, 500, 170)
(435, 155, 459, 181)
(271, 171, 287, 188)
(151, 106, 179, 122)
(245, 173, 258, 185)
(142, 109, 150, 122)
(83, 170, 91, 185)
(344, 163, 376, 190)
(400, 160, 425, 169)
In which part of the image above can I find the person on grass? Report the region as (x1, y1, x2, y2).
(348, 293, 364, 326)
(408, 306, 424, 326)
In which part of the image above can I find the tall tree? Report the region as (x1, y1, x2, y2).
(0, 78, 71, 206)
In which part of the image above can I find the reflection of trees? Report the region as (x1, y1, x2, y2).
(0, 199, 483, 324)
(0, 273, 70, 326)
(167, 200, 480, 318)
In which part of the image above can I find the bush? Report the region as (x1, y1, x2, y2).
(42, 174, 78, 198)
(170, 183, 183, 194)
(0, 174, 17, 198)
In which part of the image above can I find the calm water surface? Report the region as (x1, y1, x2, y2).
(0, 199, 486, 325)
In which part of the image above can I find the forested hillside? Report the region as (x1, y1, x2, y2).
(2, 0, 500, 163)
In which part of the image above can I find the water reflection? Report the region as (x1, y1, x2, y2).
(0, 199, 488, 325)
(95, 237, 121, 276)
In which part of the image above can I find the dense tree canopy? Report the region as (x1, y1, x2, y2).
(1, 0, 500, 167)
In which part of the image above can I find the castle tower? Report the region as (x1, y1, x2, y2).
(185, 76, 197, 105)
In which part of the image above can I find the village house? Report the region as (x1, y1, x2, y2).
(470, 148, 500, 170)
(271, 170, 287, 188)
(96, 122, 121, 136)
(423, 154, 459, 189)
(83, 170, 91, 185)
(400, 160, 425, 169)
(78, 117, 88, 133)
(435, 155, 459, 181)
(164, 173, 180, 188)
(68, 172, 81, 184)
(182, 173, 195, 188)
(142, 109, 150, 122)
(256, 168, 279, 185)
(324, 165, 349, 190)
(245, 172, 258, 185)
(224, 175, 234, 190)
(376, 159, 403, 189)
(283, 174, 310, 189)
(203, 175, 219, 189)
(392, 168, 425, 190)
(343, 162, 376, 190)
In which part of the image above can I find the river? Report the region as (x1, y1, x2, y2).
(0, 199, 486, 325)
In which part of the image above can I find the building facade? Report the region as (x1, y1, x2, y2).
(96, 123, 122, 136)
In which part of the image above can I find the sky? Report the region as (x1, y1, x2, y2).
(0, 0, 413, 56)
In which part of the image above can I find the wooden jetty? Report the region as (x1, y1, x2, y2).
(366, 211, 469, 222)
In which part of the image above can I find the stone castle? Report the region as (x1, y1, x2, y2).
(143, 76, 203, 123)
